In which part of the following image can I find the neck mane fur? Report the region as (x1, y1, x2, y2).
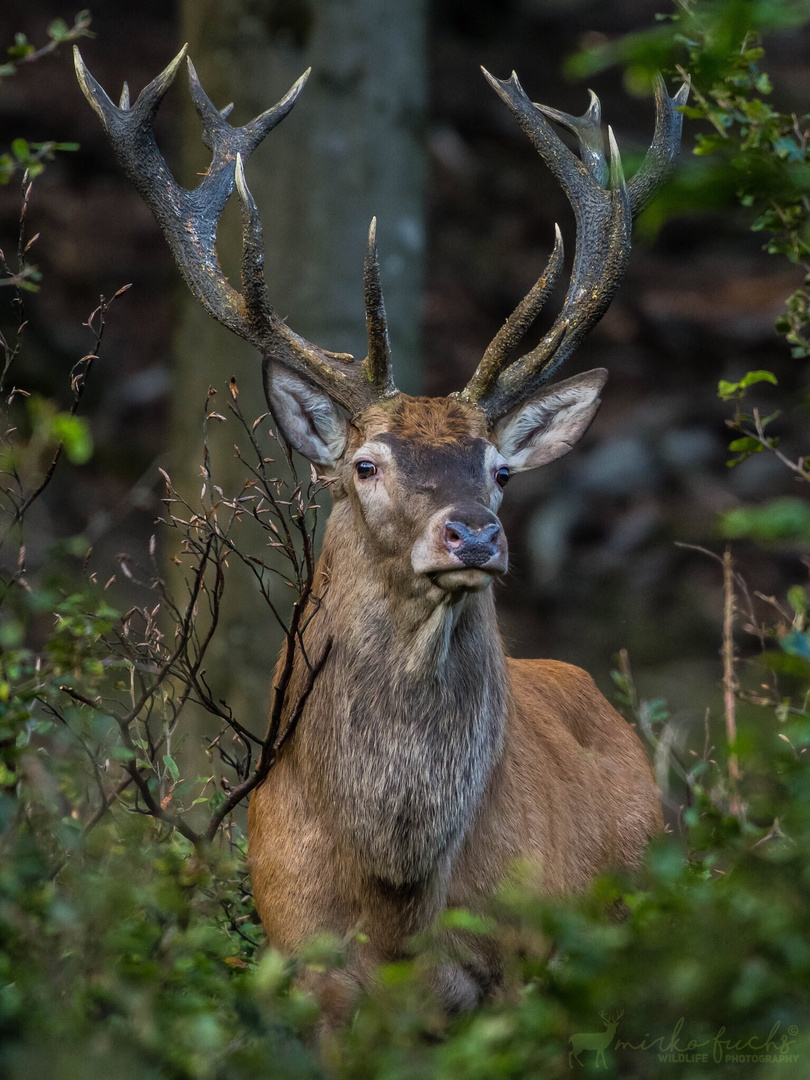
(289, 500, 509, 887)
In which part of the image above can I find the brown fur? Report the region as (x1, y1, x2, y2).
(383, 396, 489, 443)
(247, 395, 662, 1021)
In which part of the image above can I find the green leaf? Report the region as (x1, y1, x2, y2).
(7, 34, 33, 61)
(0, 620, 23, 649)
(162, 754, 180, 783)
(50, 414, 93, 465)
(10, 138, 29, 162)
(47, 18, 69, 42)
(720, 497, 810, 542)
(718, 370, 778, 400)
(788, 585, 807, 616)
(727, 436, 763, 453)
(440, 908, 497, 935)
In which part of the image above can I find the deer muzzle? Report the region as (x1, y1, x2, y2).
(412, 503, 508, 592)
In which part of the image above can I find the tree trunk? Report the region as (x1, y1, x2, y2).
(171, 0, 427, 723)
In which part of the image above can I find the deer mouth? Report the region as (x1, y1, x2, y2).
(427, 564, 505, 593)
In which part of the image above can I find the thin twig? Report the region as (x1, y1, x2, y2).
(722, 548, 741, 816)
(202, 635, 332, 843)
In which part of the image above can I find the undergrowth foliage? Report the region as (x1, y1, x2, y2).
(1, 3, 810, 1078)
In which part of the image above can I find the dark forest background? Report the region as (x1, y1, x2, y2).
(2, 0, 808, 734)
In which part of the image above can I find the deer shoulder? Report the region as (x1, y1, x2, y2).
(449, 659, 663, 901)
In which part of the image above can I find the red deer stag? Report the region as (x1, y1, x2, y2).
(75, 46, 687, 1014)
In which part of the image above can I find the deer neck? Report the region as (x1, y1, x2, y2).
(290, 499, 509, 887)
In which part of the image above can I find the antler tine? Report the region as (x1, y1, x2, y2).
(628, 75, 690, 216)
(362, 218, 397, 398)
(464, 69, 683, 424)
(234, 151, 272, 330)
(233, 154, 364, 409)
(186, 56, 308, 155)
(75, 44, 239, 331)
(481, 68, 595, 203)
(462, 69, 633, 421)
(76, 48, 388, 417)
(75, 42, 188, 129)
(534, 90, 608, 188)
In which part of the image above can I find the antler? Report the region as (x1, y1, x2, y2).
(74, 45, 398, 416)
(459, 70, 689, 424)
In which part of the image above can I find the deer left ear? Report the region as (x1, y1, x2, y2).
(263, 359, 349, 469)
(493, 368, 607, 472)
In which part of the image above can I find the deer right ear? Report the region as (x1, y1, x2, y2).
(493, 368, 608, 472)
(263, 360, 349, 469)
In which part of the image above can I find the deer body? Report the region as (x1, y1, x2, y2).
(247, 395, 661, 1008)
(76, 45, 686, 1015)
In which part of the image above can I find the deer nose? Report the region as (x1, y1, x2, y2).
(442, 508, 502, 567)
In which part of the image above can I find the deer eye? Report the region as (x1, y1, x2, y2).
(495, 466, 510, 489)
(355, 460, 377, 480)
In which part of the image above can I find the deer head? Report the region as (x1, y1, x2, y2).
(74, 46, 687, 601)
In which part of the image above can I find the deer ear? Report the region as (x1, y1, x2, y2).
(263, 359, 349, 468)
(493, 369, 607, 472)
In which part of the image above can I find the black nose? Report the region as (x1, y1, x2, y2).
(442, 506, 502, 567)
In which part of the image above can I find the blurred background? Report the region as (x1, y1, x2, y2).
(1, 0, 808, 737)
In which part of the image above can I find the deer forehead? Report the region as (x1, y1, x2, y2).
(355, 395, 489, 444)
(351, 397, 501, 493)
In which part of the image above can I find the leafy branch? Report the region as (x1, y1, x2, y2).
(1, 11, 93, 80)
(568, 0, 810, 355)
(0, 13, 92, 184)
